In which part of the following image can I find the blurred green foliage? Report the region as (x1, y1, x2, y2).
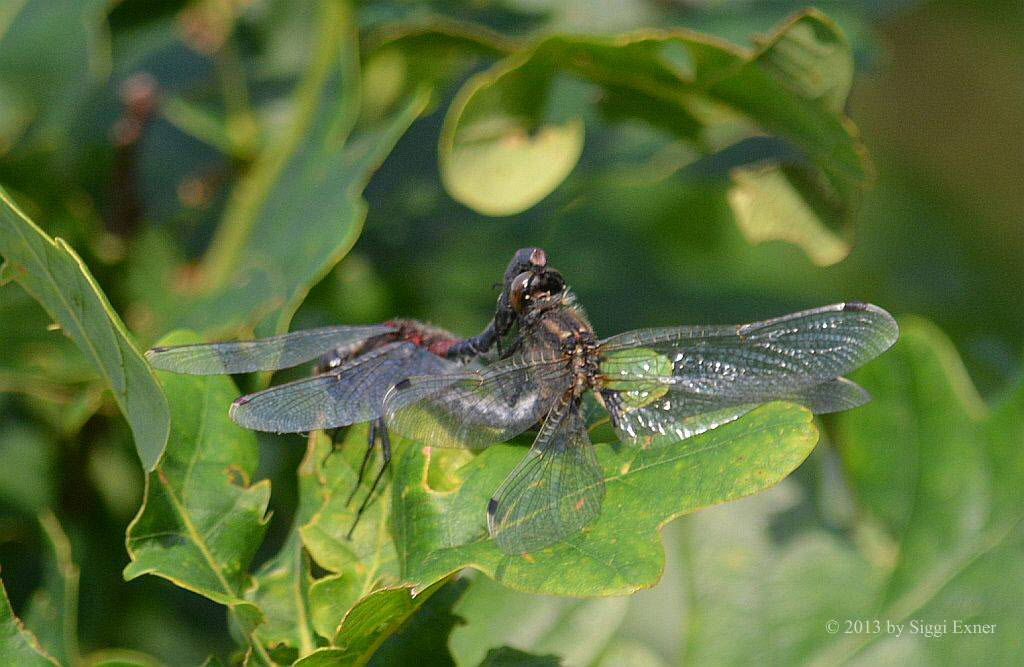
(1, 0, 1022, 665)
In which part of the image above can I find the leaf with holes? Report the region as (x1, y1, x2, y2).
(391, 402, 818, 596)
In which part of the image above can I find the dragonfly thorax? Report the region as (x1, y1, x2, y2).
(547, 315, 600, 396)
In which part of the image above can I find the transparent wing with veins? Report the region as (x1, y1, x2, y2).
(602, 377, 871, 447)
(598, 302, 898, 446)
(487, 393, 604, 554)
(229, 342, 458, 433)
(145, 324, 394, 375)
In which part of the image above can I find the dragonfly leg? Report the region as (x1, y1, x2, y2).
(346, 420, 378, 507)
(347, 421, 391, 539)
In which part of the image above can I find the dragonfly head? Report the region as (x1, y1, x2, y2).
(493, 247, 562, 338)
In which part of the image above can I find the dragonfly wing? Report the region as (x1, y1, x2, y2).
(230, 343, 456, 433)
(488, 394, 604, 554)
(383, 353, 571, 450)
(603, 377, 871, 447)
(145, 324, 394, 375)
(790, 376, 871, 413)
(599, 302, 897, 398)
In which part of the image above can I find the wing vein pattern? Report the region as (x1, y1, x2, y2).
(487, 392, 604, 554)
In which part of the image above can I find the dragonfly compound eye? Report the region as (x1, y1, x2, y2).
(509, 271, 534, 313)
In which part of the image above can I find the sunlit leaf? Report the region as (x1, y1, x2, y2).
(0, 188, 170, 469)
(727, 166, 850, 266)
(281, 427, 470, 661)
(123, 331, 272, 662)
(300, 426, 401, 638)
(392, 402, 817, 595)
(245, 436, 327, 662)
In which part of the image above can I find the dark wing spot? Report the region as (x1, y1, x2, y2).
(843, 301, 870, 312)
(393, 378, 412, 391)
(487, 498, 499, 515)
(232, 395, 251, 406)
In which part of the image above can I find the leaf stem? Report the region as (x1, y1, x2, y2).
(199, 0, 350, 289)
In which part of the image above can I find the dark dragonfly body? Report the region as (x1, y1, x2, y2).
(144, 248, 552, 532)
(384, 252, 900, 554)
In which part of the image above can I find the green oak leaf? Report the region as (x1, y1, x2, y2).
(0, 266, 99, 412)
(292, 648, 345, 666)
(362, 20, 514, 119)
(818, 318, 1024, 664)
(287, 428, 472, 662)
(123, 331, 272, 662)
(165, 0, 428, 339)
(392, 402, 818, 595)
(0, 577, 58, 666)
(440, 10, 867, 265)
(0, 187, 170, 469)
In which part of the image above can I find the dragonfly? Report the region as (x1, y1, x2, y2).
(145, 248, 553, 529)
(383, 252, 900, 554)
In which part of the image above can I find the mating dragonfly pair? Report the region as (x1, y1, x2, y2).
(147, 248, 899, 554)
